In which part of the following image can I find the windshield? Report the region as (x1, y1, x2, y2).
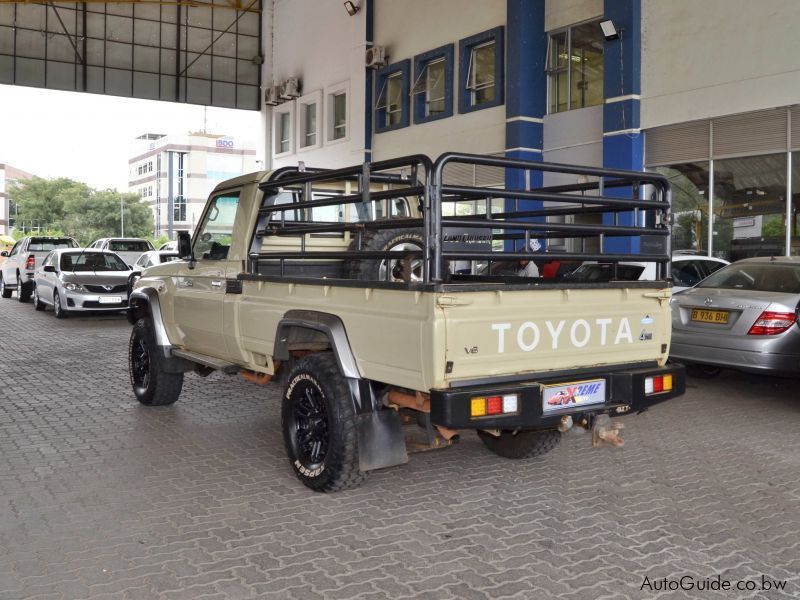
(698, 262, 800, 293)
(29, 238, 77, 251)
(60, 252, 129, 271)
(159, 255, 180, 263)
(109, 240, 151, 252)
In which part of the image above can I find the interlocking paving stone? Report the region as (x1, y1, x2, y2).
(1, 298, 799, 599)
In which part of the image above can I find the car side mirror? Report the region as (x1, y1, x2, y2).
(43, 265, 56, 273)
(0, 251, 7, 257)
(178, 232, 193, 263)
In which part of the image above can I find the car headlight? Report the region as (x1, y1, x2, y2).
(63, 282, 85, 292)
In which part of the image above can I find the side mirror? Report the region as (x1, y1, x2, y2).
(0, 251, 7, 257)
(178, 232, 193, 261)
(43, 265, 56, 273)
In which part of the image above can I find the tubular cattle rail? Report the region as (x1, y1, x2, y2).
(247, 152, 672, 288)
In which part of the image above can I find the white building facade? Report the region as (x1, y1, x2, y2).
(261, 0, 800, 259)
(0, 164, 35, 235)
(128, 132, 257, 238)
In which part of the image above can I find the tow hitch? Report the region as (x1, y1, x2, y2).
(591, 414, 625, 448)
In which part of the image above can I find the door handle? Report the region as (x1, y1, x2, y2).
(211, 280, 223, 288)
(179, 279, 194, 288)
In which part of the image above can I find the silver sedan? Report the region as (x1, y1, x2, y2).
(670, 257, 800, 377)
(33, 249, 133, 318)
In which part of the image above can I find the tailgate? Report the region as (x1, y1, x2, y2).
(439, 286, 672, 382)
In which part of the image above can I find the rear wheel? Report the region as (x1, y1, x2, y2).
(282, 353, 366, 492)
(0, 274, 10, 299)
(477, 429, 561, 459)
(686, 364, 722, 379)
(129, 318, 184, 406)
(32, 286, 45, 311)
(16, 275, 30, 302)
(53, 290, 68, 319)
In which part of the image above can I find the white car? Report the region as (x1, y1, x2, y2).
(88, 238, 154, 267)
(133, 250, 181, 274)
(0, 236, 79, 301)
(158, 240, 178, 251)
(565, 254, 729, 292)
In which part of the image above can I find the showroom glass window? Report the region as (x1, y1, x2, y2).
(547, 21, 604, 113)
(654, 163, 710, 253)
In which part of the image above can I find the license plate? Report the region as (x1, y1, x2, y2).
(98, 296, 122, 305)
(542, 379, 606, 413)
(691, 309, 729, 324)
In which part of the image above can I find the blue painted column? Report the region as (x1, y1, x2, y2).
(505, 0, 546, 251)
(602, 0, 643, 253)
(364, 0, 374, 161)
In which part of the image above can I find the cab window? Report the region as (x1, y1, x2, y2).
(194, 192, 241, 260)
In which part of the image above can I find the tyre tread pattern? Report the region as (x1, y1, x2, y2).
(129, 318, 184, 406)
(345, 228, 424, 281)
(477, 429, 561, 459)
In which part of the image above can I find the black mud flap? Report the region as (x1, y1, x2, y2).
(356, 410, 408, 472)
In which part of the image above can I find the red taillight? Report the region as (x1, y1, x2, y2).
(25, 255, 35, 270)
(748, 311, 797, 335)
(486, 396, 503, 415)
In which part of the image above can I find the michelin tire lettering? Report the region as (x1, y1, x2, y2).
(491, 318, 634, 353)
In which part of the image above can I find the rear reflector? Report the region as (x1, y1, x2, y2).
(470, 393, 519, 418)
(644, 374, 673, 396)
(748, 311, 796, 335)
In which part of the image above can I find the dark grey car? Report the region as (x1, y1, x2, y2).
(670, 257, 800, 376)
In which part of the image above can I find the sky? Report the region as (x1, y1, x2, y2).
(0, 84, 264, 191)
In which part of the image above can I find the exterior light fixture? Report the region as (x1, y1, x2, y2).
(599, 19, 619, 41)
(343, 1, 360, 16)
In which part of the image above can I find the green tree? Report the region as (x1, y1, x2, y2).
(61, 190, 153, 245)
(10, 177, 154, 245)
(9, 177, 92, 231)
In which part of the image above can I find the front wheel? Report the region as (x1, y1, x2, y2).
(281, 353, 366, 492)
(129, 318, 184, 406)
(32, 286, 45, 311)
(0, 274, 11, 299)
(477, 429, 561, 459)
(53, 290, 68, 319)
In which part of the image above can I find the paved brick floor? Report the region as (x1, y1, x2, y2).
(1, 297, 799, 599)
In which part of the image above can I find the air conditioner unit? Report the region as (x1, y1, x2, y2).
(365, 45, 387, 68)
(264, 85, 281, 106)
(280, 78, 301, 100)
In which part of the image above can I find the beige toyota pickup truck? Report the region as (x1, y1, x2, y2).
(127, 153, 685, 492)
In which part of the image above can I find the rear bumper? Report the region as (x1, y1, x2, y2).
(430, 363, 685, 430)
(670, 341, 800, 376)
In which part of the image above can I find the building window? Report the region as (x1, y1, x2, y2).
(302, 102, 317, 147)
(413, 44, 454, 124)
(547, 21, 604, 113)
(375, 60, 410, 133)
(458, 27, 504, 114)
(332, 92, 347, 140)
(275, 110, 291, 154)
(173, 196, 186, 223)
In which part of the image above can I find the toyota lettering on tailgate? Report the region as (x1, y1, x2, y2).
(491, 318, 635, 353)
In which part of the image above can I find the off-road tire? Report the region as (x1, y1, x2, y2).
(477, 429, 561, 459)
(281, 352, 367, 492)
(17, 275, 30, 303)
(0, 274, 10, 299)
(53, 290, 68, 319)
(686, 364, 722, 379)
(346, 228, 424, 282)
(32, 286, 45, 311)
(129, 317, 184, 406)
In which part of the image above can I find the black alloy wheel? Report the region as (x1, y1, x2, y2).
(281, 353, 366, 492)
(128, 318, 183, 406)
(130, 332, 151, 394)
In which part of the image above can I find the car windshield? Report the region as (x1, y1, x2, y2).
(159, 255, 180, 263)
(60, 252, 129, 271)
(565, 263, 645, 282)
(697, 263, 800, 293)
(29, 238, 77, 251)
(109, 240, 151, 252)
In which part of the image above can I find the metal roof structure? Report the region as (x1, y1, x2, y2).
(0, 0, 263, 109)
